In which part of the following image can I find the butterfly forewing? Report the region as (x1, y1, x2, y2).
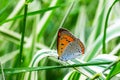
(57, 28, 75, 57)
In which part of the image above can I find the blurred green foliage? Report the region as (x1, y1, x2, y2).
(0, 0, 120, 80)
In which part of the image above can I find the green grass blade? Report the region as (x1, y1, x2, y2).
(84, 20, 120, 61)
(102, 0, 119, 53)
(74, 5, 86, 43)
(50, 0, 75, 48)
(19, 3, 28, 67)
(0, 5, 62, 25)
(106, 58, 120, 80)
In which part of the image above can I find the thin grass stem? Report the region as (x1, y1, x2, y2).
(102, 0, 119, 53)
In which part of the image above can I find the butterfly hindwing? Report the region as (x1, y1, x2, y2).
(77, 39, 85, 54)
(59, 39, 82, 61)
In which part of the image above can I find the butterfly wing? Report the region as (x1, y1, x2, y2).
(57, 28, 85, 61)
(77, 38, 85, 54)
(57, 28, 75, 58)
(59, 39, 82, 61)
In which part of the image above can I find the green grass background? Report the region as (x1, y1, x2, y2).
(0, 0, 120, 80)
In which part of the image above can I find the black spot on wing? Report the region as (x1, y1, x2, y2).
(61, 43, 64, 45)
(66, 39, 71, 42)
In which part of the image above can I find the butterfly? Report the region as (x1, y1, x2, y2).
(57, 28, 85, 61)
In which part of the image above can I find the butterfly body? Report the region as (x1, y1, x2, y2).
(57, 28, 85, 61)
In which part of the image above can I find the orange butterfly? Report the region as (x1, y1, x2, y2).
(57, 28, 85, 61)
